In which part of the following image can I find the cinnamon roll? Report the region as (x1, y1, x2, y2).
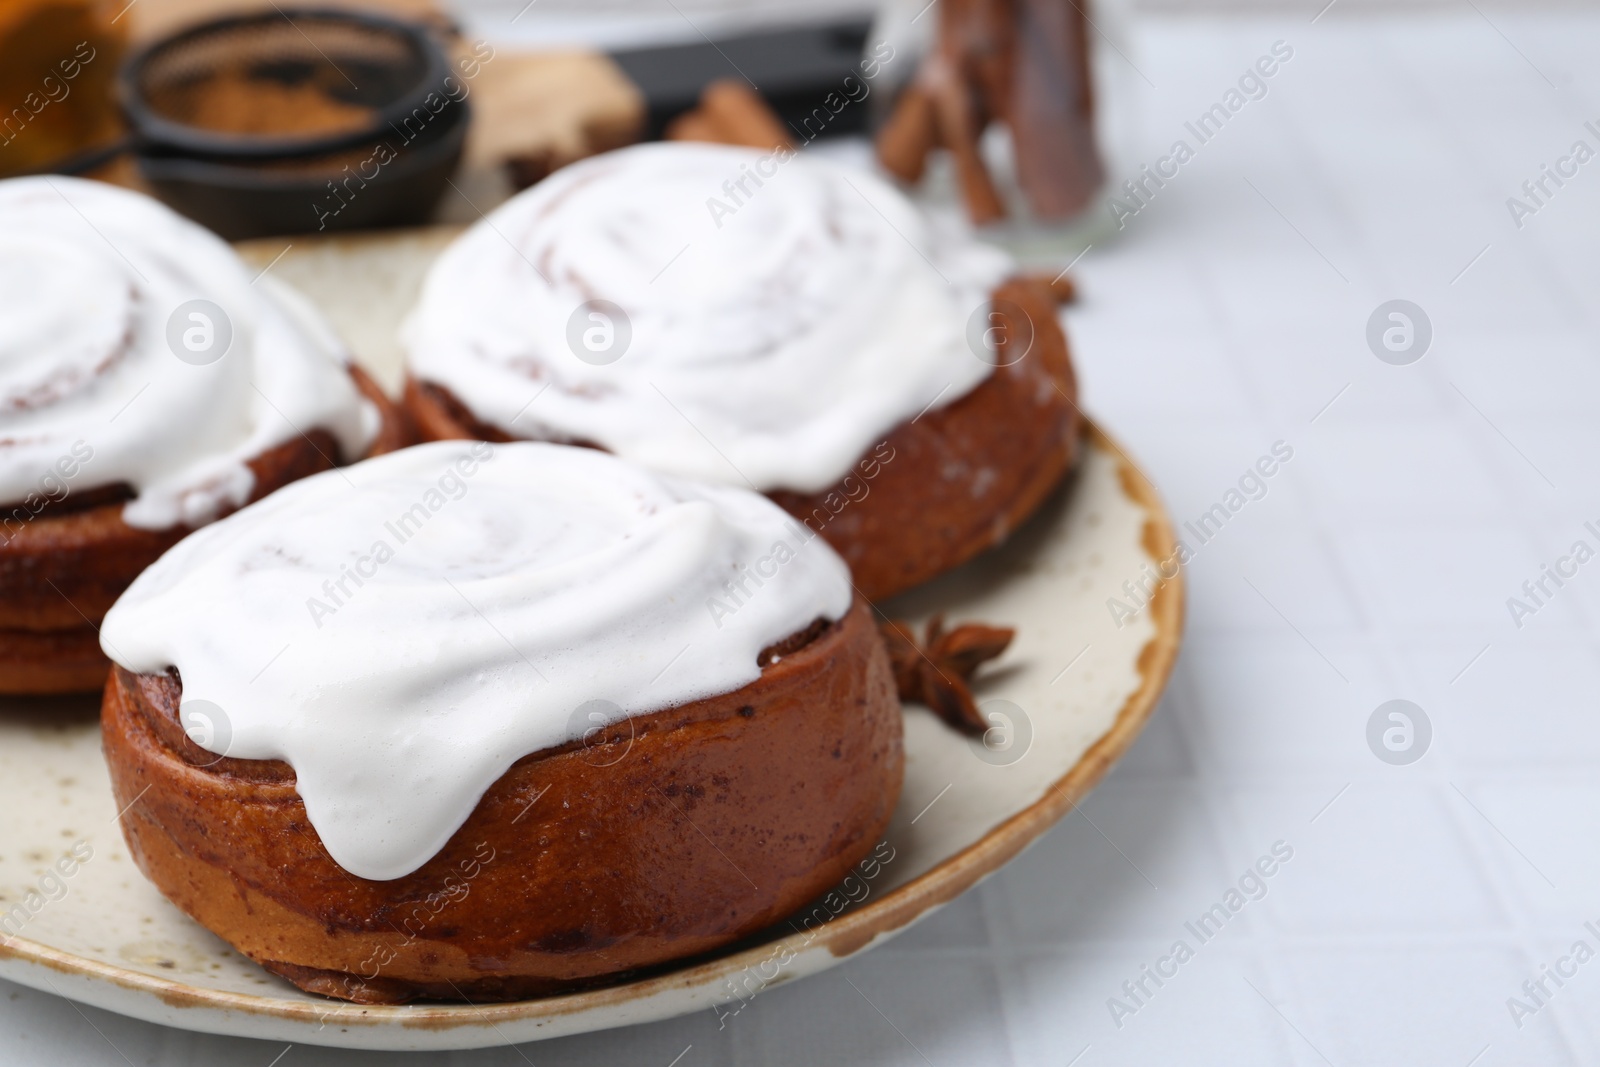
(401, 142, 1078, 602)
(100, 441, 902, 1002)
(0, 177, 406, 694)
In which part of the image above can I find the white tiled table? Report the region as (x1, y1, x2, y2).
(11, 10, 1600, 1064)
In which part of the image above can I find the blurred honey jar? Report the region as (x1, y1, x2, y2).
(0, 0, 126, 176)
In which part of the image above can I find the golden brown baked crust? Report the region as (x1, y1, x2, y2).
(402, 278, 1078, 602)
(0, 626, 112, 696)
(0, 366, 409, 695)
(771, 278, 1077, 600)
(102, 598, 903, 1003)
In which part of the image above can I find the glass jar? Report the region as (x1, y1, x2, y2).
(0, 0, 126, 177)
(866, 0, 1141, 266)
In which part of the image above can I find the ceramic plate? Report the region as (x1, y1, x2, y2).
(0, 233, 1182, 1050)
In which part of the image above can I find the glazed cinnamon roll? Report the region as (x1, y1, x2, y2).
(0, 177, 406, 694)
(401, 142, 1078, 601)
(100, 441, 901, 1002)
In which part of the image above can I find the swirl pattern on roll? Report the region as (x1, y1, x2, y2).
(0, 176, 377, 530)
(403, 142, 1012, 493)
(101, 441, 854, 880)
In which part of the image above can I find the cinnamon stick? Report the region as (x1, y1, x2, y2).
(666, 79, 795, 153)
(1021, 270, 1077, 303)
(700, 78, 794, 151)
(1009, 0, 1103, 218)
(664, 109, 725, 145)
(943, 0, 1014, 124)
(875, 83, 938, 183)
(874, 0, 1103, 226)
(927, 59, 1006, 225)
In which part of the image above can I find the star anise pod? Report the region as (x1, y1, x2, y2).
(879, 614, 1015, 736)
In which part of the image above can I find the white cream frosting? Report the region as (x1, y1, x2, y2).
(0, 176, 377, 530)
(100, 441, 854, 881)
(402, 142, 1012, 494)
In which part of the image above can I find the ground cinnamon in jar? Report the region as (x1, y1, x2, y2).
(147, 66, 375, 138)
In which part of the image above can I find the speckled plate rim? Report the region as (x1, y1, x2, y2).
(0, 419, 1183, 1049)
